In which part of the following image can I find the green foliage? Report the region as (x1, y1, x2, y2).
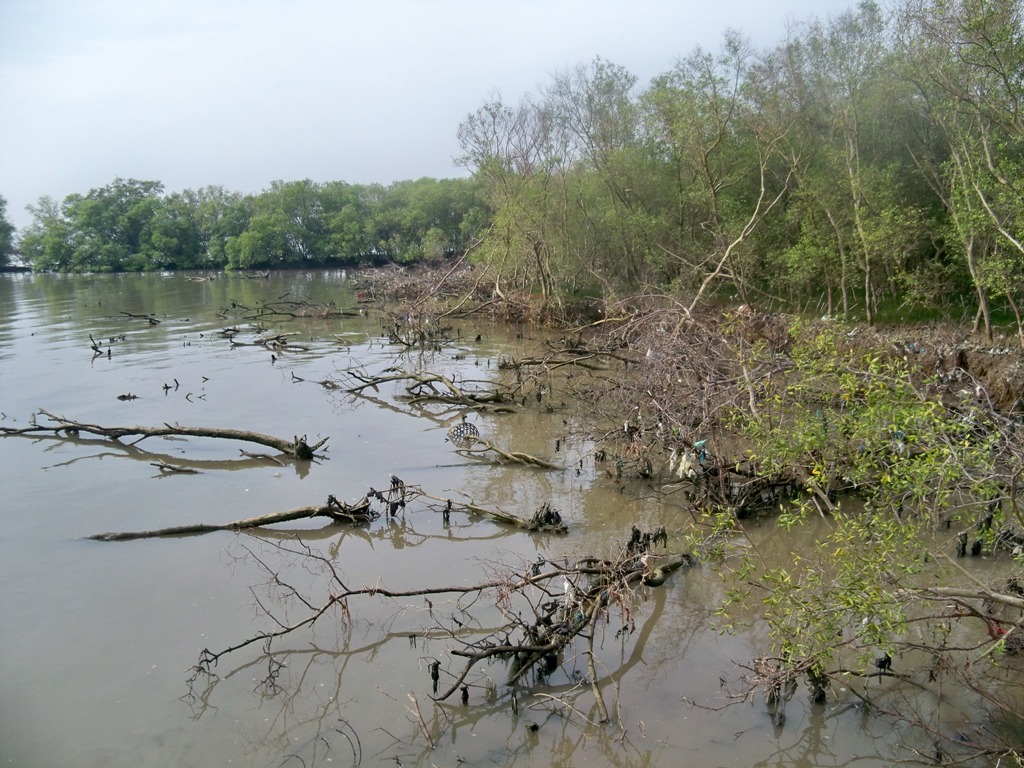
(0, 196, 15, 267)
(743, 324, 1000, 521)
(757, 506, 922, 672)
(19, 196, 74, 271)
(447, 0, 1022, 328)
(19, 177, 484, 272)
(723, 321, 1010, 680)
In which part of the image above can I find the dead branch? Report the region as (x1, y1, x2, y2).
(120, 311, 161, 324)
(339, 367, 517, 412)
(453, 435, 562, 470)
(90, 476, 569, 542)
(289, 372, 342, 390)
(497, 354, 612, 372)
(405, 693, 434, 749)
(228, 331, 311, 353)
(437, 531, 692, 700)
(414, 490, 568, 534)
(187, 527, 693, 711)
(0, 410, 328, 460)
(246, 298, 356, 320)
(88, 495, 374, 541)
(150, 461, 201, 475)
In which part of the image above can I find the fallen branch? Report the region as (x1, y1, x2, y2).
(454, 436, 561, 470)
(120, 311, 161, 324)
(88, 495, 374, 541)
(0, 410, 328, 460)
(186, 527, 693, 711)
(494, 553, 693, 688)
(150, 461, 201, 475)
(437, 530, 690, 699)
(415, 491, 568, 534)
(339, 368, 516, 412)
(229, 331, 309, 353)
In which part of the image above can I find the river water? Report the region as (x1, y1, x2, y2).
(0, 271, 999, 767)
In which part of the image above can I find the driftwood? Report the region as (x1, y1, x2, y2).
(89, 496, 374, 541)
(120, 311, 161, 325)
(0, 410, 328, 460)
(364, 481, 568, 534)
(87, 472, 570, 541)
(228, 331, 309, 353)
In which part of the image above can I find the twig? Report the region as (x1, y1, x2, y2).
(405, 693, 434, 749)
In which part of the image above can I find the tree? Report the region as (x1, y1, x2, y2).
(545, 58, 666, 288)
(20, 179, 167, 272)
(0, 196, 15, 268)
(791, 2, 939, 326)
(643, 32, 794, 310)
(145, 190, 204, 269)
(19, 196, 73, 271)
(364, 178, 482, 264)
(899, 0, 1024, 340)
(457, 95, 567, 308)
(194, 186, 251, 268)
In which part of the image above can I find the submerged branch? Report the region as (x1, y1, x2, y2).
(454, 436, 562, 470)
(440, 546, 694, 700)
(187, 527, 693, 710)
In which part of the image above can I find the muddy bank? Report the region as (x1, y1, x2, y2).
(837, 323, 1024, 411)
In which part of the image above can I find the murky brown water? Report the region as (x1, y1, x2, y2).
(0, 271, 988, 767)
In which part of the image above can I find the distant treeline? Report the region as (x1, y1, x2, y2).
(9, 178, 485, 272)
(3, 0, 1022, 335)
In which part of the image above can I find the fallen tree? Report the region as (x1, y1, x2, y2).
(0, 409, 328, 460)
(185, 525, 691, 725)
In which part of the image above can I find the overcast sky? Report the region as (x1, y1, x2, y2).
(0, 0, 855, 231)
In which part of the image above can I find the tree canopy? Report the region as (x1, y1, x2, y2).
(16, 177, 486, 273)
(453, 0, 1023, 334)
(0, 196, 15, 268)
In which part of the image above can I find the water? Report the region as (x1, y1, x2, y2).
(0, 271, 990, 767)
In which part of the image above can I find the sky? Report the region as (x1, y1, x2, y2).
(0, 0, 855, 232)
